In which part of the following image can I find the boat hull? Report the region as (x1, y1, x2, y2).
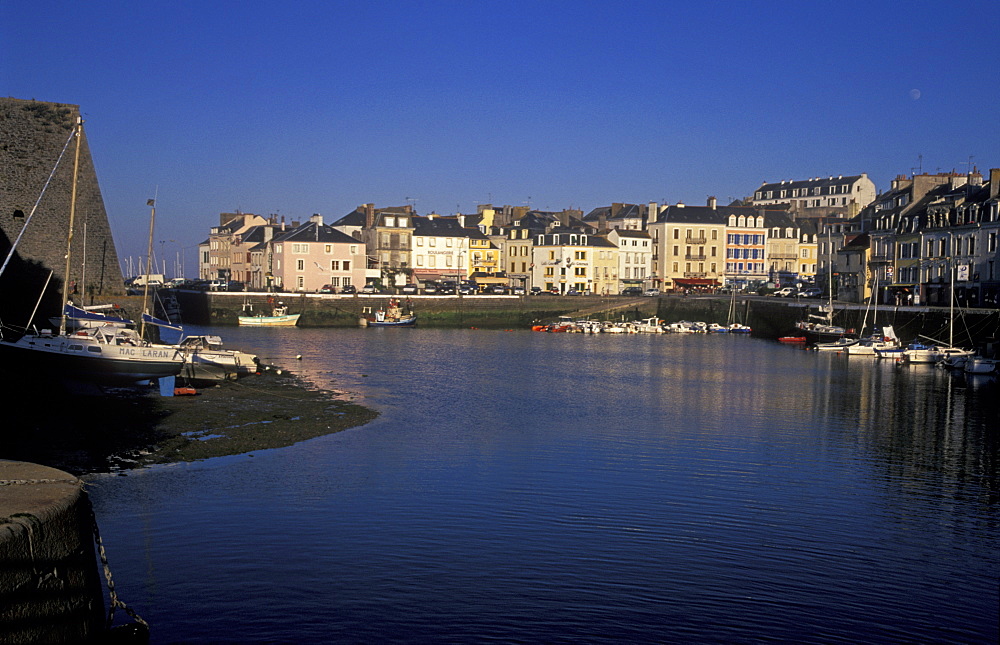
(0, 333, 184, 385)
(238, 314, 301, 327)
(366, 315, 417, 327)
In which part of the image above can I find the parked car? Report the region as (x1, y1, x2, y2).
(490, 285, 509, 294)
(643, 288, 660, 297)
(423, 284, 438, 294)
(772, 287, 798, 297)
(401, 284, 418, 294)
(530, 286, 542, 295)
(799, 287, 823, 298)
(459, 284, 477, 295)
(565, 289, 581, 296)
(207, 279, 226, 291)
(340, 284, 357, 294)
(318, 284, 336, 294)
(361, 283, 378, 294)
(512, 286, 526, 295)
(621, 286, 643, 296)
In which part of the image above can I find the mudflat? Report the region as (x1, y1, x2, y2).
(3, 368, 378, 474)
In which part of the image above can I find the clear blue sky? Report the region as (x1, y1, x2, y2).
(3, 1, 998, 276)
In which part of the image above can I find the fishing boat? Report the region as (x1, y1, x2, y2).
(0, 118, 186, 388)
(238, 302, 301, 326)
(360, 299, 416, 327)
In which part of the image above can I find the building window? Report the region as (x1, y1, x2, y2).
(296, 259, 305, 271)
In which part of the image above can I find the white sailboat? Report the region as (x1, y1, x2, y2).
(903, 246, 972, 366)
(0, 118, 186, 387)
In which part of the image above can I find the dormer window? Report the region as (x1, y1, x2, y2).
(384, 216, 395, 227)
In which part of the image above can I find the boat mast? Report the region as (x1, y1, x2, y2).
(140, 194, 157, 338)
(59, 118, 83, 336)
(949, 232, 954, 348)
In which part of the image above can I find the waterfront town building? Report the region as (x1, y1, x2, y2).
(763, 211, 811, 286)
(750, 174, 876, 222)
(530, 230, 617, 294)
(648, 201, 727, 292)
(583, 202, 658, 232)
(205, 212, 269, 282)
(267, 215, 366, 292)
(411, 215, 469, 285)
(723, 206, 767, 288)
(606, 229, 653, 292)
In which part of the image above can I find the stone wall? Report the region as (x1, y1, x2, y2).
(0, 98, 124, 324)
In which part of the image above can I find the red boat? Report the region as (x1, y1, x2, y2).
(778, 336, 807, 344)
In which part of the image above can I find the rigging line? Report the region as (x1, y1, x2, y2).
(0, 124, 78, 280)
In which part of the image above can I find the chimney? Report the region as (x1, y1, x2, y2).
(559, 211, 570, 227)
(310, 213, 324, 226)
(599, 214, 607, 232)
(707, 196, 717, 210)
(458, 214, 466, 228)
(611, 202, 624, 218)
(991, 168, 1000, 200)
(364, 203, 375, 229)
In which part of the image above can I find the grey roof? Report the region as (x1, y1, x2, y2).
(654, 205, 727, 225)
(757, 175, 867, 194)
(274, 222, 358, 244)
(583, 203, 643, 221)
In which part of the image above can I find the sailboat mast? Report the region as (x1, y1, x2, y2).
(140, 196, 157, 338)
(59, 118, 83, 336)
(949, 233, 954, 347)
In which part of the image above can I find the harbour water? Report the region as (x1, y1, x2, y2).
(86, 328, 999, 643)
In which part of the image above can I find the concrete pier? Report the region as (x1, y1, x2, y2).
(0, 460, 104, 643)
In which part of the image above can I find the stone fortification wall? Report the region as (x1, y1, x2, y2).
(0, 98, 123, 324)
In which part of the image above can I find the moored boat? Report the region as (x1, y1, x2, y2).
(360, 299, 416, 327)
(176, 335, 259, 382)
(238, 303, 301, 326)
(964, 356, 999, 374)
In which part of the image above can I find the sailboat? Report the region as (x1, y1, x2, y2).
(795, 229, 852, 344)
(0, 118, 186, 387)
(902, 245, 973, 366)
(726, 287, 751, 333)
(845, 283, 901, 356)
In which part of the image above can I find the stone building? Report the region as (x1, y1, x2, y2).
(750, 174, 876, 222)
(0, 98, 124, 321)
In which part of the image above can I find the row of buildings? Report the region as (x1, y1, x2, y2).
(199, 169, 1000, 307)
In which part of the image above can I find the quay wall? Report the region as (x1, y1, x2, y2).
(121, 291, 998, 347)
(0, 461, 105, 643)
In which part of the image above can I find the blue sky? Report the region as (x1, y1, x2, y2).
(3, 1, 998, 275)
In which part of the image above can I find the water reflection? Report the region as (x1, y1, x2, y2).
(88, 329, 998, 643)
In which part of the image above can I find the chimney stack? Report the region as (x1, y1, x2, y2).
(707, 196, 717, 210)
(990, 168, 1000, 200)
(364, 203, 375, 229)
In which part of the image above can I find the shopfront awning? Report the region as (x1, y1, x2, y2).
(672, 278, 720, 287)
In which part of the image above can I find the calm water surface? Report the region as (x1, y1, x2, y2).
(87, 328, 999, 643)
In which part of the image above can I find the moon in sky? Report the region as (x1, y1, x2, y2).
(909, 89, 921, 100)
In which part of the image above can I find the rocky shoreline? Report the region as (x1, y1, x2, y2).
(5, 368, 379, 475)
